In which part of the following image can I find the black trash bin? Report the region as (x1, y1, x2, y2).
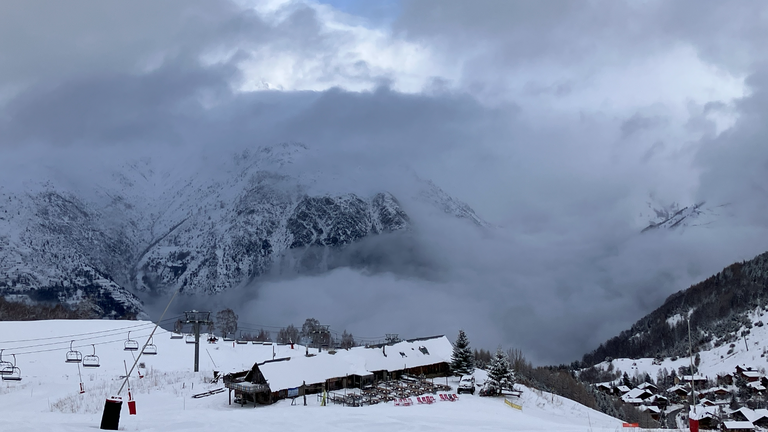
(100, 396, 123, 430)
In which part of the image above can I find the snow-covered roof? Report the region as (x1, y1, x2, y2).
(741, 370, 762, 378)
(723, 420, 755, 430)
(736, 408, 768, 423)
(640, 405, 660, 414)
(621, 388, 652, 402)
(668, 384, 689, 394)
(256, 336, 453, 391)
(636, 382, 657, 391)
(747, 381, 766, 391)
(616, 385, 631, 393)
(682, 374, 707, 382)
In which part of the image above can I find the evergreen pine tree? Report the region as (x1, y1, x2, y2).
(451, 330, 475, 376)
(485, 348, 515, 395)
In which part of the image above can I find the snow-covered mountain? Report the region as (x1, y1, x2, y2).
(639, 200, 727, 233)
(0, 144, 487, 317)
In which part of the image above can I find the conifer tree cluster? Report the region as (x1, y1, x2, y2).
(485, 348, 515, 394)
(451, 330, 475, 376)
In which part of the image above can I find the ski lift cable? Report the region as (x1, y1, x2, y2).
(11, 331, 158, 356)
(0, 315, 182, 345)
(2, 326, 166, 352)
(0, 321, 155, 345)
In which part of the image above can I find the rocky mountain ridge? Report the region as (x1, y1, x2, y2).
(0, 144, 487, 318)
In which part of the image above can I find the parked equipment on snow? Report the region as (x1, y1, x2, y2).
(124, 331, 139, 351)
(66, 340, 83, 363)
(83, 344, 101, 368)
(1, 354, 21, 381)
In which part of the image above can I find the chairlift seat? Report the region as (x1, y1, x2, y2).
(124, 340, 139, 351)
(66, 351, 83, 363)
(83, 345, 100, 367)
(65, 340, 83, 363)
(1, 354, 21, 381)
(143, 344, 158, 355)
(185, 335, 196, 344)
(1, 367, 21, 381)
(83, 355, 100, 368)
(171, 332, 183, 339)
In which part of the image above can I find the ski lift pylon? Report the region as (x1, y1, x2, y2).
(1, 354, 21, 381)
(142, 337, 158, 355)
(65, 340, 83, 363)
(124, 331, 139, 351)
(83, 344, 100, 368)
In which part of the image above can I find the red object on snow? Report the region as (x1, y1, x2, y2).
(689, 418, 699, 432)
(127, 390, 137, 415)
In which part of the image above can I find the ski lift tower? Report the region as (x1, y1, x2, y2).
(182, 311, 214, 372)
(310, 325, 331, 352)
(385, 334, 401, 345)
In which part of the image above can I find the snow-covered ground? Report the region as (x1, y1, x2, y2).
(597, 306, 768, 383)
(0, 320, 626, 431)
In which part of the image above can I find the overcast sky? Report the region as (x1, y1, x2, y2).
(2, 0, 768, 365)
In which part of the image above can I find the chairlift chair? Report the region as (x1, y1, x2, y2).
(83, 344, 100, 368)
(170, 332, 183, 339)
(143, 337, 158, 355)
(65, 340, 83, 363)
(124, 331, 139, 351)
(0, 350, 12, 375)
(1, 354, 21, 381)
(185, 334, 196, 344)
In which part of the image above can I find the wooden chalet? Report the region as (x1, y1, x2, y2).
(733, 408, 768, 428)
(646, 394, 669, 409)
(736, 365, 762, 382)
(224, 335, 452, 406)
(681, 374, 708, 386)
(718, 373, 735, 386)
(639, 405, 661, 421)
(668, 384, 689, 399)
(595, 382, 613, 393)
(621, 387, 653, 405)
(636, 382, 658, 393)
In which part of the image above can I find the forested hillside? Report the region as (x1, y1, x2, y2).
(582, 251, 768, 366)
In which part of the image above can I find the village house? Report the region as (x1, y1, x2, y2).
(736, 365, 763, 382)
(667, 384, 689, 401)
(636, 382, 658, 393)
(620, 387, 653, 405)
(732, 408, 768, 428)
(722, 420, 756, 432)
(718, 373, 735, 386)
(224, 335, 453, 405)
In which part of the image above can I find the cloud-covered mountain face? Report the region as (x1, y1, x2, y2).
(3, 0, 768, 364)
(0, 143, 489, 314)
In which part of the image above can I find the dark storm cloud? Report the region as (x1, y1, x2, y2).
(2, 0, 768, 365)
